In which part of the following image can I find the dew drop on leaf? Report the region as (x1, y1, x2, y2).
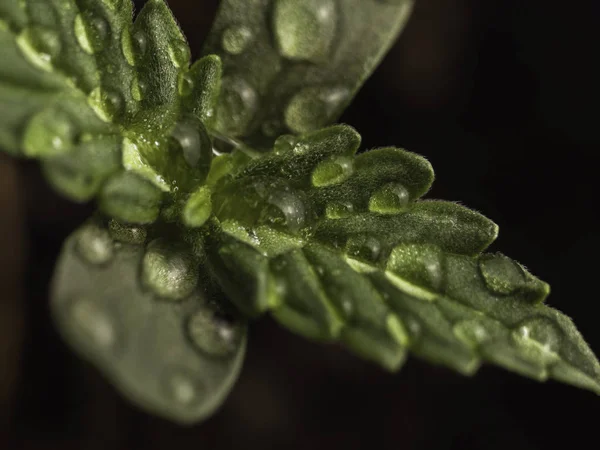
(170, 116, 212, 171)
(261, 188, 306, 233)
(132, 30, 147, 59)
(22, 108, 75, 157)
(87, 87, 124, 122)
(345, 234, 382, 263)
(108, 219, 147, 245)
(16, 26, 61, 72)
(479, 253, 527, 295)
(273, 0, 336, 62)
(215, 76, 259, 136)
(187, 307, 244, 357)
(75, 223, 114, 265)
(369, 183, 410, 214)
(273, 134, 298, 155)
(178, 72, 194, 97)
(284, 86, 349, 134)
(74, 14, 109, 54)
(141, 239, 198, 301)
(511, 317, 562, 362)
(311, 156, 354, 187)
(69, 297, 118, 350)
(386, 243, 444, 291)
(325, 201, 354, 219)
(221, 25, 253, 55)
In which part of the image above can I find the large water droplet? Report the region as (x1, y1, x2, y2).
(88, 87, 124, 122)
(169, 39, 191, 69)
(75, 223, 114, 265)
(479, 253, 527, 295)
(221, 25, 253, 55)
(273, 0, 337, 62)
(69, 297, 118, 350)
(454, 320, 489, 346)
(22, 108, 75, 157)
(325, 201, 354, 219)
(273, 134, 298, 155)
(187, 306, 244, 357)
(16, 26, 61, 72)
(170, 116, 212, 171)
(214, 77, 258, 136)
(345, 234, 381, 262)
(261, 188, 306, 232)
(108, 219, 147, 245)
(311, 156, 354, 187)
(178, 72, 194, 97)
(369, 183, 410, 215)
(141, 239, 198, 301)
(162, 367, 205, 407)
(284, 86, 349, 134)
(512, 317, 562, 363)
(386, 243, 443, 291)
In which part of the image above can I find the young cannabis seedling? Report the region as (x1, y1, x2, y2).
(1, 0, 599, 425)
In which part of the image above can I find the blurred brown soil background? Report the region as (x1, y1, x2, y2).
(1, 0, 599, 449)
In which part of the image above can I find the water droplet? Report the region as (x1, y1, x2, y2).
(23, 108, 75, 157)
(132, 30, 147, 58)
(369, 183, 410, 214)
(141, 239, 198, 301)
(345, 234, 381, 262)
(479, 253, 527, 295)
(169, 39, 190, 69)
(76, 223, 114, 265)
(325, 201, 354, 219)
(88, 87, 124, 122)
(170, 116, 212, 171)
(187, 306, 244, 357)
(108, 219, 147, 245)
(69, 297, 117, 349)
(74, 14, 109, 54)
(284, 86, 349, 134)
(512, 317, 562, 360)
(261, 188, 306, 232)
(16, 26, 61, 72)
(221, 25, 253, 55)
(273, 134, 298, 155)
(162, 367, 205, 407)
(311, 156, 354, 187)
(178, 72, 194, 96)
(214, 77, 258, 136)
(454, 320, 489, 346)
(273, 0, 337, 62)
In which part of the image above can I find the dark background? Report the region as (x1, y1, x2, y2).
(1, 0, 599, 448)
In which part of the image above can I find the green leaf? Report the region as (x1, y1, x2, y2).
(1, 0, 223, 199)
(203, 0, 415, 148)
(51, 218, 247, 424)
(206, 125, 600, 392)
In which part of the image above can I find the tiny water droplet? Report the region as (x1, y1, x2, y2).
(75, 223, 114, 265)
(454, 320, 489, 346)
(214, 77, 258, 136)
(178, 72, 194, 96)
(162, 367, 205, 407)
(70, 297, 117, 349)
(273, 0, 336, 62)
(88, 87, 124, 122)
(221, 25, 253, 55)
(345, 234, 381, 262)
(284, 86, 349, 134)
(261, 188, 306, 232)
(108, 219, 147, 244)
(16, 26, 61, 72)
(369, 183, 410, 215)
(187, 306, 244, 357)
(23, 108, 75, 157)
(311, 156, 354, 187)
(512, 317, 562, 360)
(325, 201, 354, 219)
(141, 239, 198, 301)
(169, 39, 190, 69)
(479, 253, 527, 295)
(170, 116, 213, 171)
